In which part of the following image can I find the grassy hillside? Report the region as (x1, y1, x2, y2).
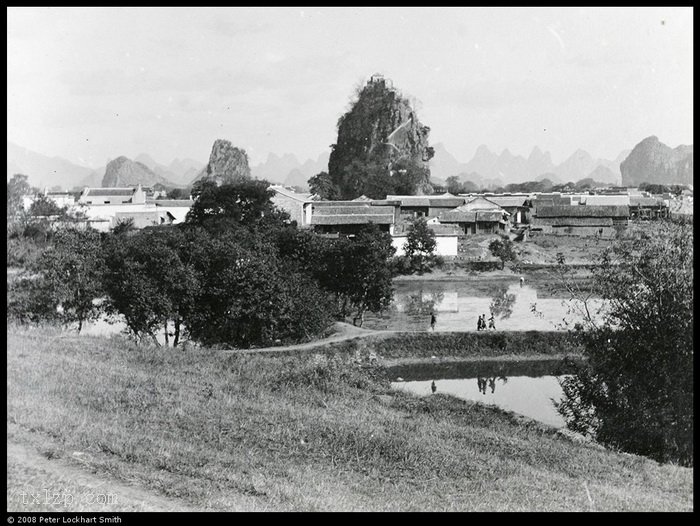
(7, 325, 693, 512)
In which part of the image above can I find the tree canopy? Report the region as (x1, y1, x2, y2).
(556, 219, 693, 466)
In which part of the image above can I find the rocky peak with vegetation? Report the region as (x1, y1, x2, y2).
(192, 139, 251, 185)
(620, 136, 693, 186)
(102, 156, 171, 187)
(313, 74, 434, 199)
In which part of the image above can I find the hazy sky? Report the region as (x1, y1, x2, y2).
(7, 6, 693, 168)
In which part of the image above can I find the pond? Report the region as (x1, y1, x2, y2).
(389, 358, 579, 428)
(364, 280, 606, 332)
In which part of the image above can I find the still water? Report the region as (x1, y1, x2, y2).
(390, 359, 577, 428)
(364, 280, 605, 332)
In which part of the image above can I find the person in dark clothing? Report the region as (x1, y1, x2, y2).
(488, 315, 496, 330)
(430, 312, 437, 331)
(431, 380, 437, 394)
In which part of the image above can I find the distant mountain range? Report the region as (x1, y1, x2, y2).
(250, 151, 330, 190)
(135, 153, 204, 186)
(428, 143, 630, 187)
(102, 156, 174, 188)
(10, 138, 691, 192)
(7, 141, 96, 190)
(620, 136, 693, 187)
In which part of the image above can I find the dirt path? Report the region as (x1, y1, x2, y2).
(223, 322, 403, 354)
(6, 441, 196, 512)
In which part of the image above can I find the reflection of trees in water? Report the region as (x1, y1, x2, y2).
(404, 291, 445, 317)
(489, 286, 517, 319)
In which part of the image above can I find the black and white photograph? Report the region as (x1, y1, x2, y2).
(7, 6, 693, 514)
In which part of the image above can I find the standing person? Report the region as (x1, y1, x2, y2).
(520, 276, 524, 287)
(430, 312, 437, 332)
(477, 314, 483, 331)
(431, 380, 437, 394)
(488, 314, 496, 330)
(481, 314, 487, 330)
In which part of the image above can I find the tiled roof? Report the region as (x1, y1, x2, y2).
(312, 205, 394, 216)
(385, 195, 466, 208)
(535, 205, 629, 218)
(310, 214, 394, 225)
(538, 217, 614, 227)
(440, 209, 505, 223)
(269, 185, 313, 203)
(85, 188, 136, 197)
(154, 200, 195, 207)
(393, 222, 461, 236)
(630, 196, 665, 207)
(484, 196, 530, 208)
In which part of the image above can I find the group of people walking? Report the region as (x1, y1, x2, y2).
(477, 313, 496, 331)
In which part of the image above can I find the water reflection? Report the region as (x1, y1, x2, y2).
(395, 375, 569, 428)
(390, 358, 579, 428)
(477, 376, 507, 394)
(489, 285, 517, 320)
(365, 281, 606, 332)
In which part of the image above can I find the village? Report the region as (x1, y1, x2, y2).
(18, 181, 694, 264)
(7, 7, 693, 515)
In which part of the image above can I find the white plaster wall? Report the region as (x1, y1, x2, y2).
(392, 236, 458, 257)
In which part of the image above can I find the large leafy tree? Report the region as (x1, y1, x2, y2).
(102, 226, 199, 345)
(488, 235, 517, 270)
(15, 228, 106, 332)
(7, 174, 32, 220)
(184, 231, 333, 348)
(556, 219, 693, 466)
(186, 179, 290, 232)
(403, 216, 438, 274)
(312, 224, 395, 326)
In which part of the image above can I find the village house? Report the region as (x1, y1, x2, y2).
(391, 221, 461, 256)
(629, 196, 669, 220)
(309, 200, 400, 235)
(531, 205, 629, 237)
(437, 196, 510, 235)
(79, 185, 148, 205)
(480, 194, 533, 224)
(153, 199, 195, 224)
(269, 185, 315, 227)
(385, 193, 466, 220)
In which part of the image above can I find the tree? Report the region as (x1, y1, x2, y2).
(27, 228, 106, 332)
(27, 195, 68, 218)
(7, 174, 32, 220)
(321, 224, 395, 326)
(166, 188, 189, 200)
(445, 176, 463, 195)
(183, 231, 333, 348)
(488, 235, 517, 270)
(556, 219, 693, 466)
(185, 179, 290, 231)
(308, 171, 340, 200)
(102, 226, 199, 346)
(403, 217, 439, 274)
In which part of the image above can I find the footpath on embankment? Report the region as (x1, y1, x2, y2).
(225, 322, 585, 368)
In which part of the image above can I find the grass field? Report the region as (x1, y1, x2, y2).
(6, 325, 693, 512)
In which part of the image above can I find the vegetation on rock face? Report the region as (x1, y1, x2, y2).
(311, 75, 434, 200)
(556, 219, 693, 466)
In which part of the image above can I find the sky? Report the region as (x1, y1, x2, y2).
(7, 6, 694, 169)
